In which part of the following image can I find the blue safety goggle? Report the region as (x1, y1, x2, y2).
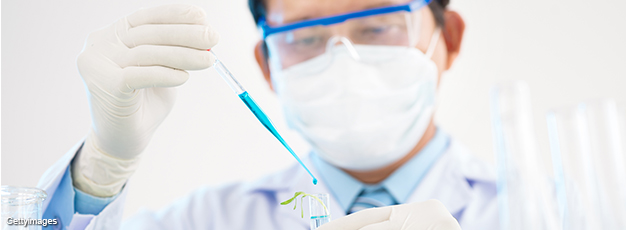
(258, 0, 433, 39)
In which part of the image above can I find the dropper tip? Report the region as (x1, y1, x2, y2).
(313, 178, 318, 185)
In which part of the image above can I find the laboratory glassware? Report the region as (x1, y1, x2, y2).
(490, 81, 560, 230)
(1, 186, 47, 230)
(547, 99, 626, 230)
(209, 50, 318, 185)
(308, 193, 331, 229)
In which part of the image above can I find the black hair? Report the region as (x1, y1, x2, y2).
(248, 0, 449, 27)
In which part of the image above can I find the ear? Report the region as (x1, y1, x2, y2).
(254, 40, 274, 91)
(442, 11, 465, 70)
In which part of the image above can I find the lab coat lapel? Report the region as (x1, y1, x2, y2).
(406, 141, 473, 216)
(37, 140, 85, 211)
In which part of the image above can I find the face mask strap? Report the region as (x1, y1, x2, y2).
(425, 27, 442, 58)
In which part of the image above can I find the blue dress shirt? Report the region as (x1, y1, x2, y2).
(311, 128, 450, 213)
(42, 163, 120, 226)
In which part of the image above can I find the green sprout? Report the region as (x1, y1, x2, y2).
(280, 192, 330, 218)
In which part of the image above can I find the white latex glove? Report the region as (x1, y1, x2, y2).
(317, 200, 461, 230)
(71, 4, 218, 197)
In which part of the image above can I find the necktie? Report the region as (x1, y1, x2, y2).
(348, 185, 397, 214)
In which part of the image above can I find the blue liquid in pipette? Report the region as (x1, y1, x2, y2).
(238, 91, 318, 185)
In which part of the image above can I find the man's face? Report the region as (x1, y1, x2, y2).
(252, 0, 465, 173)
(263, 0, 450, 81)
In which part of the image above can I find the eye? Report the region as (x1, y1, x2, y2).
(362, 25, 391, 35)
(293, 36, 324, 47)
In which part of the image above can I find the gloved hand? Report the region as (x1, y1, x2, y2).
(317, 200, 461, 230)
(71, 4, 219, 197)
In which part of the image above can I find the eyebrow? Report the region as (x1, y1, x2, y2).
(361, 0, 409, 11)
(284, 0, 409, 24)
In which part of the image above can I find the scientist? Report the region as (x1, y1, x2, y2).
(38, 0, 498, 229)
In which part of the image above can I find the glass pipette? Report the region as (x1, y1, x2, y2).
(209, 50, 318, 185)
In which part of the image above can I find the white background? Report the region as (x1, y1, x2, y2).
(2, 0, 625, 219)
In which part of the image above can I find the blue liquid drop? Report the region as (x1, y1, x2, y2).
(238, 91, 318, 185)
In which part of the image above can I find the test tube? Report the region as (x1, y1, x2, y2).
(618, 102, 626, 171)
(547, 99, 626, 230)
(309, 194, 331, 229)
(489, 81, 560, 230)
(547, 105, 601, 230)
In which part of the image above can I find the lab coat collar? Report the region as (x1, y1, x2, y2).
(37, 140, 85, 211)
(310, 153, 363, 214)
(381, 129, 450, 204)
(406, 140, 496, 216)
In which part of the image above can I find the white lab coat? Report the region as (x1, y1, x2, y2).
(38, 139, 499, 230)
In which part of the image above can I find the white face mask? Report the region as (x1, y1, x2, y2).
(273, 34, 440, 171)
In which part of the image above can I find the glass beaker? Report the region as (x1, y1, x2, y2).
(1, 186, 47, 230)
(309, 193, 330, 230)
